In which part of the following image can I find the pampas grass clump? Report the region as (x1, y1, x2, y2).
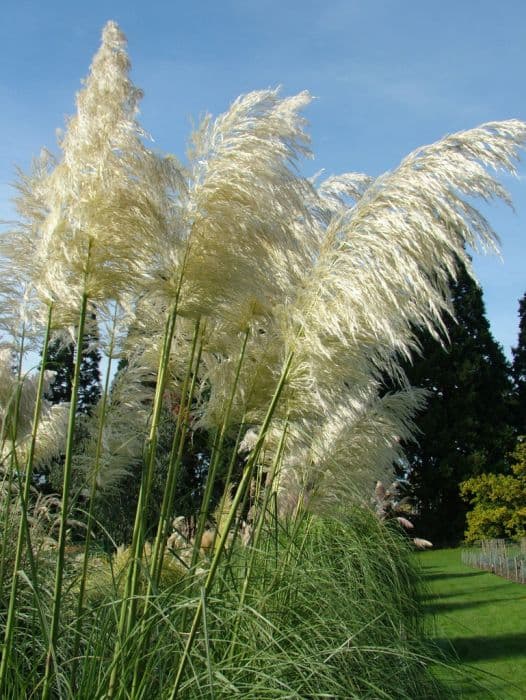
(1, 20, 524, 699)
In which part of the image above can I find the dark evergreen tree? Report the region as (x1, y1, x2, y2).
(44, 311, 101, 415)
(77, 312, 102, 414)
(511, 292, 526, 435)
(44, 338, 74, 404)
(397, 262, 514, 545)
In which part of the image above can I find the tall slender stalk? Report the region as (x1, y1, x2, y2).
(0, 326, 26, 595)
(0, 306, 53, 692)
(106, 301, 178, 698)
(189, 329, 249, 571)
(123, 303, 178, 633)
(212, 418, 246, 556)
(42, 294, 89, 700)
(169, 351, 293, 699)
(227, 418, 289, 661)
(129, 319, 203, 698)
(149, 318, 203, 589)
(71, 305, 119, 686)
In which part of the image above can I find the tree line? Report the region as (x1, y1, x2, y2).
(398, 269, 526, 544)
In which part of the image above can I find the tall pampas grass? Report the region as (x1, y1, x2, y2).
(0, 19, 525, 699)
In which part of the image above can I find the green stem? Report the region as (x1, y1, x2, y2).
(227, 418, 289, 661)
(170, 351, 293, 699)
(71, 305, 118, 687)
(42, 294, 89, 700)
(107, 301, 178, 699)
(124, 303, 178, 635)
(150, 318, 202, 589)
(212, 418, 246, 558)
(190, 329, 249, 572)
(0, 327, 26, 596)
(0, 306, 53, 693)
(130, 319, 202, 699)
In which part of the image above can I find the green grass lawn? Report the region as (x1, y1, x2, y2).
(418, 548, 526, 699)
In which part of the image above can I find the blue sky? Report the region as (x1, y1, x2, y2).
(1, 0, 525, 357)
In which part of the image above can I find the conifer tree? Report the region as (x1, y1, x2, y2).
(43, 320, 101, 415)
(512, 292, 526, 434)
(399, 262, 514, 544)
(44, 338, 74, 404)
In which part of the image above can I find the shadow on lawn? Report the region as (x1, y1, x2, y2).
(434, 633, 526, 662)
(421, 570, 486, 581)
(418, 585, 507, 604)
(424, 596, 525, 615)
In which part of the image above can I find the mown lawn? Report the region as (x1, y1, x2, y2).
(418, 548, 526, 699)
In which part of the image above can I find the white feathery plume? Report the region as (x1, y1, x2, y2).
(28, 403, 70, 468)
(281, 121, 526, 419)
(0, 350, 68, 469)
(191, 120, 526, 479)
(0, 152, 55, 352)
(259, 120, 525, 509)
(135, 89, 317, 429)
(317, 172, 375, 216)
(274, 388, 426, 515)
(173, 88, 315, 322)
(3, 22, 526, 522)
(238, 428, 259, 456)
(22, 22, 180, 327)
(196, 316, 286, 430)
(74, 352, 156, 494)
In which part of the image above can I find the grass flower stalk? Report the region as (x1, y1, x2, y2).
(2, 20, 526, 699)
(107, 301, 179, 698)
(169, 351, 293, 698)
(71, 306, 119, 686)
(42, 293, 88, 700)
(0, 336, 25, 595)
(129, 319, 203, 696)
(212, 419, 246, 558)
(0, 305, 52, 692)
(149, 318, 203, 588)
(189, 329, 250, 571)
(227, 418, 289, 662)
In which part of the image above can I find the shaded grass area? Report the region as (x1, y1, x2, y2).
(418, 548, 526, 699)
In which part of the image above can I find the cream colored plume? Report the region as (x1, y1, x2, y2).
(280, 122, 526, 418)
(274, 387, 426, 516)
(3, 22, 526, 521)
(0, 153, 55, 349)
(0, 349, 68, 469)
(134, 88, 318, 429)
(173, 88, 315, 322)
(173, 116, 526, 508)
(21, 22, 180, 327)
(74, 352, 156, 494)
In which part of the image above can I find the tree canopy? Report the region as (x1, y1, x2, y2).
(399, 262, 514, 544)
(461, 439, 526, 541)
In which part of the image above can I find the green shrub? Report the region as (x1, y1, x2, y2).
(461, 440, 526, 542)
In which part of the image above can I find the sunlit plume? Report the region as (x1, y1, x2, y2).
(0, 349, 68, 469)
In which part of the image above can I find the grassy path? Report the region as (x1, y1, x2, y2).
(418, 548, 526, 699)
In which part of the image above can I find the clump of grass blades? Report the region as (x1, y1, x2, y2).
(22, 509, 449, 699)
(1, 18, 525, 699)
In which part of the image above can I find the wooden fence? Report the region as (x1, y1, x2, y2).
(461, 538, 526, 584)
